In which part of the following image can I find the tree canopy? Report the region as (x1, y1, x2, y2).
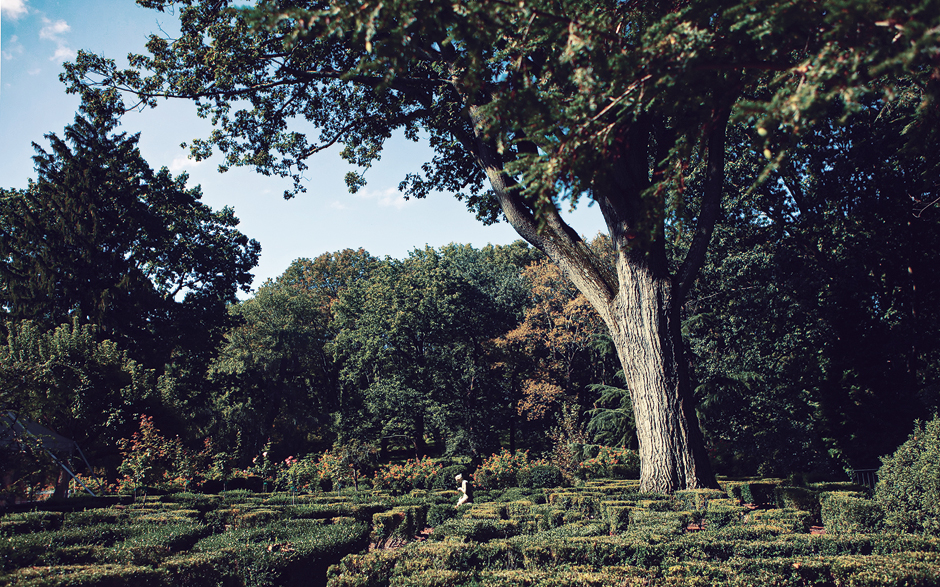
(0, 108, 261, 372)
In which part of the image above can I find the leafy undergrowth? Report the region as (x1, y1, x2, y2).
(2, 478, 938, 586)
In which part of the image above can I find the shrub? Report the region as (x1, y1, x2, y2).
(705, 501, 746, 530)
(822, 492, 884, 534)
(427, 504, 458, 527)
(116, 415, 205, 495)
(875, 415, 940, 536)
(774, 486, 821, 522)
(277, 454, 331, 493)
(5, 563, 168, 587)
(473, 449, 549, 491)
(727, 480, 779, 506)
(674, 489, 726, 512)
(577, 446, 640, 480)
(516, 464, 564, 489)
(747, 508, 813, 534)
(429, 518, 519, 541)
(432, 465, 466, 490)
(370, 505, 428, 545)
(372, 457, 443, 494)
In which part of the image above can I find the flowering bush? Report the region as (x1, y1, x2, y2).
(373, 457, 443, 494)
(116, 415, 204, 494)
(473, 449, 550, 490)
(277, 454, 321, 492)
(577, 446, 640, 480)
(247, 441, 279, 491)
(69, 469, 116, 496)
(275, 449, 363, 493)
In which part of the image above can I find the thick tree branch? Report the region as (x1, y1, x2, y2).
(457, 101, 618, 318)
(676, 106, 731, 301)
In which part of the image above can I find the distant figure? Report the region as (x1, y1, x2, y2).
(455, 473, 472, 508)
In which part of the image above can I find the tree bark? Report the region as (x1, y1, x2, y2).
(606, 250, 716, 492)
(51, 468, 70, 501)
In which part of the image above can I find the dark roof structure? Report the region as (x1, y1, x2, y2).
(1, 411, 78, 454)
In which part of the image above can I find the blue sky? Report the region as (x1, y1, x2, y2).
(1, 0, 607, 292)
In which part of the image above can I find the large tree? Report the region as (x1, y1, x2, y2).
(331, 243, 532, 459)
(0, 108, 260, 373)
(208, 249, 378, 457)
(685, 95, 940, 476)
(64, 0, 940, 491)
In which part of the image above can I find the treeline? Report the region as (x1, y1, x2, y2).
(3, 101, 940, 492)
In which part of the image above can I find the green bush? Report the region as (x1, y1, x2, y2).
(705, 500, 747, 530)
(432, 465, 466, 490)
(576, 446, 640, 480)
(370, 505, 428, 545)
(821, 492, 884, 534)
(747, 508, 813, 534)
(674, 488, 726, 511)
(4, 563, 167, 587)
(426, 503, 458, 527)
(516, 464, 564, 489)
(0, 511, 64, 536)
(728, 480, 779, 506)
(875, 415, 940, 536)
(372, 457, 443, 494)
(428, 518, 518, 541)
(627, 509, 692, 537)
(602, 500, 633, 534)
(774, 486, 821, 522)
(473, 449, 547, 490)
(162, 550, 240, 587)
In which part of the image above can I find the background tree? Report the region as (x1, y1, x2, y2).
(0, 107, 260, 380)
(63, 0, 940, 491)
(0, 319, 156, 496)
(208, 249, 378, 459)
(331, 243, 534, 459)
(496, 235, 620, 424)
(685, 96, 940, 476)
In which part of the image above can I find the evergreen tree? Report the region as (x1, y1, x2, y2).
(0, 106, 260, 375)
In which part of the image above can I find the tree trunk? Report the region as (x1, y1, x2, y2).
(51, 468, 70, 500)
(459, 102, 727, 494)
(607, 253, 716, 493)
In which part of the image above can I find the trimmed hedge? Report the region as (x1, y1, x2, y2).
(3, 563, 168, 587)
(516, 465, 564, 489)
(821, 492, 884, 534)
(875, 415, 940, 536)
(370, 505, 427, 545)
(5, 475, 940, 587)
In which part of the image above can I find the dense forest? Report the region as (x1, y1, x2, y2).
(3, 93, 938, 497)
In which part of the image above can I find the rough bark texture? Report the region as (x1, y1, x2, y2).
(607, 252, 716, 492)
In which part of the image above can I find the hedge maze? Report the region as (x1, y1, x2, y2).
(2, 478, 939, 586)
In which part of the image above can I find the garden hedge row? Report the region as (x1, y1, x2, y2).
(4, 477, 939, 586)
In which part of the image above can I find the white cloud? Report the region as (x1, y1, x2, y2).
(0, 0, 28, 20)
(168, 154, 207, 173)
(354, 187, 414, 209)
(39, 18, 69, 39)
(39, 17, 74, 62)
(49, 45, 75, 61)
(1, 35, 24, 60)
(329, 201, 349, 210)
